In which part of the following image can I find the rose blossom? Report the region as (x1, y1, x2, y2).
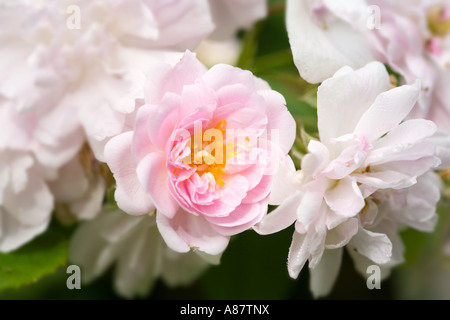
(286, 0, 450, 133)
(255, 62, 442, 297)
(0, 0, 214, 163)
(104, 51, 296, 255)
(0, 0, 216, 249)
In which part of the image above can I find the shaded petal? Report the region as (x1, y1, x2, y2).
(207, 202, 265, 236)
(114, 220, 163, 298)
(348, 227, 392, 264)
(161, 249, 211, 287)
(242, 175, 273, 204)
(104, 132, 155, 216)
(309, 248, 343, 298)
(324, 177, 365, 217)
(325, 218, 358, 249)
(156, 210, 229, 255)
(3, 173, 53, 227)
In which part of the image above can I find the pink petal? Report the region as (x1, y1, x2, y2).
(242, 175, 273, 204)
(146, 93, 181, 150)
(180, 79, 218, 120)
(136, 152, 179, 218)
(133, 104, 159, 162)
(215, 83, 253, 108)
(202, 64, 257, 91)
(144, 50, 207, 104)
(258, 90, 296, 154)
(207, 202, 266, 236)
(104, 132, 155, 216)
(156, 210, 229, 255)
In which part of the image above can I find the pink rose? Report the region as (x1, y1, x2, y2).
(105, 51, 296, 255)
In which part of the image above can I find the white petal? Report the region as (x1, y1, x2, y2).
(365, 140, 438, 167)
(325, 218, 358, 249)
(3, 172, 53, 227)
(348, 227, 392, 264)
(354, 170, 417, 190)
(347, 247, 394, 281)
(268, 155, 299, 205)
(296, 181, 327, 230)
(68, 210, 126, 283)
(373, 119, 437, 149)
(302, 140, 329, 177)
(161, 249, 211, 287)
(48, 157, 88, 203)
(286, 0, 373, 83)
(114, 222, 163, 298)
(287, 231, 308, 279)
(317, 61, 390, 146)
(429, 130, 450, 170)
(254, 191, 302, 235)
(389, 172, 440, 232)
(354, 82, 420, 142)
(0, 207, 50, 253)
(70, 175, 106, 220)
(324, 177, 365, 218)
(309, 248, 343, 298)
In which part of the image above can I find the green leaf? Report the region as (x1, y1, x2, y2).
(262, 73, 318, 134)
(0, 226, 68, 291)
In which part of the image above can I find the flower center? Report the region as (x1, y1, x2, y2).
(182, 120, 235, 187)
(427, 4, 450, 37)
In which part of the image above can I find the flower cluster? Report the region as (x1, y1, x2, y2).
(1, 0, 449, 299)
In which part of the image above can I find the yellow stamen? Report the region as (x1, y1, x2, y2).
(181, 120, 234, 187)
(428, 5, 450, 37)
